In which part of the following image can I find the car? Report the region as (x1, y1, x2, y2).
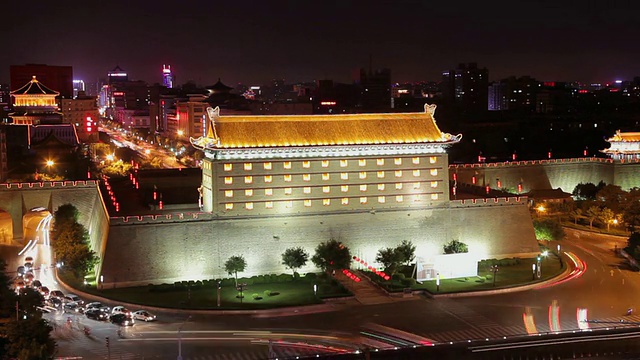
(63, 302, 84, 313)
(16, 266, 25, 276)
(64, 294, 84, 305)
(23, 272, 34, 284)
(85, 302, 110, 312)
(85, 309, 108, 321)
(109, 313, 134, 326)
(13, 279, 25, 292)
(49, 290, 64, 299)
(24, 262, 33, 272)
(31, 280, 42, 288)
(24, 256, 34, 264)
(132, 310, 157, 322)
(111, 306, 131, 316)
(46, 297, 62, 308)
(38, 286, 50, 297)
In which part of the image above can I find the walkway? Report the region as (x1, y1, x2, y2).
(334, 270, 395, 305)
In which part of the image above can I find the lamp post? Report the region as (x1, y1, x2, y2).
(436, 273, 440, 292)
(177, 315, 191, 360)
(217, 281, 221, 307)
(491, 265, 499, 287)
(557, 244, 563, 268)
(532, 263, 536, 280)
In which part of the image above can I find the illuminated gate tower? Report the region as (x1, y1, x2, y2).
(191, 104, 461, 215)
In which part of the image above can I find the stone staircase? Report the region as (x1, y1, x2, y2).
(334, 269, 394, 305)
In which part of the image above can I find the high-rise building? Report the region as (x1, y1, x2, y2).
(358, 68, 391, 111)
(108, 65, 128, 85)
(441, 63, 489, 116)
(10, 64, 73, 102)
(61, 91, 99, 142)
(72, 80, 86, 98)
(162, 65, 174, 88)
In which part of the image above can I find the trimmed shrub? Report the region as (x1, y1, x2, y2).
(293, 272, 301, 281)
(221, 278, 235, 287)
(251, 275, 262, 284)
(401, 278, 416, 287)
(392, 273, 405, 281)
(252, 293, 262, 300)
(278, 274, 293, 282)
(264, 290, 271, 296)
(305, 273, 318, 281)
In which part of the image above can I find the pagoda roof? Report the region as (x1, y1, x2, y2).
(192, 104, 461, 150)
(206, 79, 233, 92)
(11, 76, 59, 96)
(607, 130, 640, 142)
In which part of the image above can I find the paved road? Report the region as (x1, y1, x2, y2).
(8, 228, 639, 359)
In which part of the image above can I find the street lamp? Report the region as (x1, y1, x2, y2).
(491, 265, 499, 287)
(177, 315, 191, 360)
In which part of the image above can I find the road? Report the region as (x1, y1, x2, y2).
(9, 228, 639, 359)
(100, 126, 185, 169)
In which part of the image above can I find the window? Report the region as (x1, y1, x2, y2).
(225, 203, 233, 210)
(244, 163, 252, 171)
(396, 195, 404, 202)
(431, 193, 439, 200)
(340, 159, 348, 167)
(323, 199, 331, 206)
(414, 182, 420, 189)
(430, 169, 438, 176)
(246, 202, 254, 210)
(430, 156, 437, 164)
(265, 189, 273, 196)
(264, 175, 273, 183)
(395, 183, 403, 190)
(263, 162, 272, 170)
(224, 163, 232, 171)
(284, 187, 292, 195)
(303, 187, 311, 194)
(224, 177, 233, 185)
(304, 199, 312, 207)
(284, 161, 292, 169)
(244, 176, 253, 184)
(303, 174, 311, 181)
(395, 170, 403, 178)
(322, 160, 329, 168)
(360, 197, 367, 204)
(359, 159, 366, 166)
(303, 160, 310, 168)
(323, 186, 330, 193)
(359, 171, 367, 179)
(341, 185, 349, 192)
(413, 170, 421, 177)
(342, 198, 349, 205)
(341, 173, 348, 180)
(265, 201, 273, 209)
(322, 173, 330, 181)
(394, 158, 402, 165)
(412, 157, 420, 165)
(225, 190, 233, 197)
(377, 158, 385, 166)
(378, 184, 385, 191)
(431, 181, 438, 188)
(360, 184, 367, 191)
(414, 195, 421, 202)
(284, 174, 292, 182)
(245, 189, 253, 196)
(377, 171, 385, 178)
(378, 196, 386, 203)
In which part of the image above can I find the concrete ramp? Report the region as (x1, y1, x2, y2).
(334, 270, 393, 305)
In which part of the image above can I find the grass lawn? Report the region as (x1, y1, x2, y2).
(366, 256, 565, 294)
(59, 272, 351, 310)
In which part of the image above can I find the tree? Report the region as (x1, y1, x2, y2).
(224, 255, 247, 287)
(596, 184, 626, 213)
(597, 207, 616, 231)
(395, 240, 416, 265)
(376, 247, 403, 275)
(625, 232, 640, 258)
(443, 239, 468, 254)
(281, 247, 309, 275)
(623, 201, 640, 233)
(51, 204, 99, 278)
(569, 208, 583, 225)
(533, 218, 565, 241)
(573, 182, 599, 200)
(586, 206, 601, 230)
(311, 239, 352, 272)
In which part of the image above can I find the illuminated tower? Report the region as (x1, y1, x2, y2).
(162, 65, 173, 89)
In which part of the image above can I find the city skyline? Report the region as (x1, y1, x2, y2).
(3, 1, 640, 87)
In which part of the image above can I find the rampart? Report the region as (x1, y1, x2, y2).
(450, 157, 640, 192)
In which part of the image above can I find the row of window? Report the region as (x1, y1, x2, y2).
(224, 181, 438, 197)
(223, 157, 437, 172)
(224, 169, 438, 184)
(224, 193, 440, 210)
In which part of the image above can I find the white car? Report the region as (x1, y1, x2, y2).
(63, 294, 84, 305)
(111, 306, 131, 316)
(132, 310, 157, 322)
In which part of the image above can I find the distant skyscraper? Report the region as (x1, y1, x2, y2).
(108, 65, 128, 85)
(72, 80, 85, 98)
(162, 65, 173, 88)
(441, 62, 489, 116)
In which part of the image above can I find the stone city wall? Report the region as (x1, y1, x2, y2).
(102, 199, 538, 288)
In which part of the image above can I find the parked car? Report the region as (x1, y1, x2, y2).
(111, 306, 131, 316)
(63, 294, 84, 305)
(49, 290, 64, 299)
(85, 309, 108, 321)
(132, 310, 157, 322)
(109, 313, 134, 326)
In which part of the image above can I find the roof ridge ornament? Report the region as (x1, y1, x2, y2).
(424, 103, 437, 116)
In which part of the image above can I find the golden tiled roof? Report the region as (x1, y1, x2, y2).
(608, 130, 640, 142)
(203, 104, 457, 149)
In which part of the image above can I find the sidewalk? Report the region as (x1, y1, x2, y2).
(333, 270, 394, 305)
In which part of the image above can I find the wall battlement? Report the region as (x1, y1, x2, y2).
(450, 196, 528, 208)
(0, 180, 99, 190)
(450, 157, 614, 170)
(110, 212, 216, 225)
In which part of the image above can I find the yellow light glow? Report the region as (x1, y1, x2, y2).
(537, 205, 546, 212)
(177, 130, 184, 136)
(46, 160, 54, 167)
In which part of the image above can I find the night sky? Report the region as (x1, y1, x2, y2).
(3, 0, 640, 87)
